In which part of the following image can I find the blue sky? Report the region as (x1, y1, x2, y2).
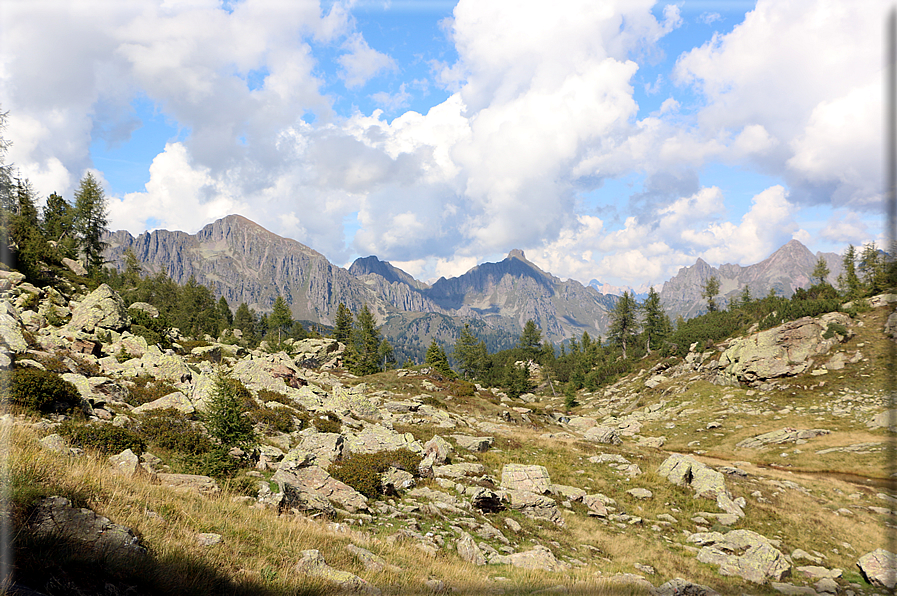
(0, 0, 886, 288)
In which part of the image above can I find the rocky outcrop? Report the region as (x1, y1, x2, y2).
(295, 549, 380, 594)
(273, 465, 369, 513)
(29, 496, 147, 564)
(857, 549, 897, 589)
(490, 545, 570, 572)
(690, 530, 791, 584)
(67, 284, 131, 333)
(500, 464, 551, 494)
(717, 313, 851, 385)
(736, 428, 830, 449)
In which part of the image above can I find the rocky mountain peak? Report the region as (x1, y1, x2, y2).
(507, 249, 527, 261)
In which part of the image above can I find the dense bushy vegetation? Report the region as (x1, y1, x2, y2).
(328, 449, 421, 499)
(7, 368, 81, 414)
(58, 420, 146, 455)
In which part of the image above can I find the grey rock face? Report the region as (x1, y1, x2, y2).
(456, 531, 486, 565)
(690, 529, 791, 584)
(158, 473, 220, 495)
(736, 428, 830, 449)
(450, 434, 494, 452)
(29, 496, 147, 564)
(132, 391, 195, 415)
(295, 549, 380, 594)
(490, 545, 570, 572)
(857, 548, 897, 589)
(654, 578, 720, 596)
(582, 425, 621, 445)
(67, 284, 131, 333)
(273, 465, 368, 513)
(503, 489, 564, 526)
(500, 464, 552, 494)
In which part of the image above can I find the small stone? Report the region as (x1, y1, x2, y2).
(197, 533, 223, 546)
(627, 488, 652, 500)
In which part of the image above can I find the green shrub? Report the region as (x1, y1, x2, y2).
(130, 324, 162, 347)
(822, 322, 849, 340)
(8, 368, 81, 413)
(135, 408, 213, 455)
(171, 447, 242, 479)
(311, 411, 342, 434)
(224, 474, 261, 497)
(248, 407, 295, 433)
(328, 449, 421, 499)
(256, 389, 293, 406)
(126, 377, 180, 407)
(202, 372, 256, 449)
(58, 421, 145, 455)
(450, 379, 476, 398)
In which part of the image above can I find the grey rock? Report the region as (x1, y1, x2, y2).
(422, 435, 453, 465)
(737, 428, 831, 449)
(29, 496, 147, 565)
(347, 544, 401, 573)
(450, 434, 494, 452)
(814, 578, 838, 594)
(627, 488, 652, 500)
(470, 487, 504, 513)
(770, 583, 817, 595)
(490, 545, 570, 572)
(796, 566, 841, 580)
(273, 465, 368, 513)
(287, 432, 345, 469)
(582, 425, 622, 445)
(456, 531, 486, 565)
(128, 301, 160, 318)
(503, 489, 564, 526)
(158, 473, 220, 495)
(61, 258, 88, 276)
(295, 549, 380, 594)
(133, 391, 194, 415)
(500, 464, 552, 494)
(654, 578, 720, 596)
(108, 449, 150, 478)
(67, 284, 131, 333)
(857, 548, 897, 589)
(433, 463, 485, 479)
(197, 533, 223, 546)
(381, 467, 415, 494)
(0, 300, 27, 353)
(345, 424, 419, 455)
(690, 529, 791, 584)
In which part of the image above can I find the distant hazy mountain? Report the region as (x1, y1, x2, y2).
(587, 279, 651, 301)
(659, 239, 843, 319)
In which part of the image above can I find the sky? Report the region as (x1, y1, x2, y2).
(0, 0, 887, 289)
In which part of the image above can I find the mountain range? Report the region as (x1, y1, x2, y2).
(103, 214, 843, 356)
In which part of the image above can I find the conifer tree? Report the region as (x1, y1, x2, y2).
(608, 291, 638, 360)
(73, 172, 109, 275)
(217, 296, 233, 326)
(837, 245, 861, 299)
(518, 319, 542, 356)
(701, 276, 721, 312)
(333, 302, 354, 344)
(349, 304, 384, 376)
(425, 340, 455, 378)
(641, 286, 670, 353)
(811, 256, 831, 287)
(269, 295, 292, 341)
(453, 323, 483, 380)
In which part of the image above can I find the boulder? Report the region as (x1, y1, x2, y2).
(0, 300, 27, 353)
(469, 487, 504, 513)
(422, 435, 453, 465)
(108, 449, 149, 478)
(381, 467, 415, 494)
(690, 529, 791, 584)
(736, 428, 831, 449)
(67, 284, 131, 333)
(324, 384, 379, 419)
(61, 257, 88, 276)
(432, 463, 485, 479)
(868, 410, 897, 431)
(857, 548, 897, 589)
(450, 434, 494, 452)
(718, 313, 850, 384)
(500, 464, 552, 494)
(491, 545, 570, 572)
(345, 424, 419, 455)
(158, 473, 219, 495)
(277, 482, 337, 518)
(654, 578, 720, 596)
(582, 425, 622, 445)
(456, 531, 486, 565)
(273, 465, 368, 513)
(503, 489, 564, 525)
(286, 432, 345, 469)
(128, 302, 160, 319)
(133, 391, 194, 415)
(29, 496, 147, 565)
(347, 544, 401, 573)
(295, 549, 380, 594)
(657, 454, 731, 501)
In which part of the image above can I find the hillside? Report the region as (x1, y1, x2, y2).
(3, 268, 894, 595)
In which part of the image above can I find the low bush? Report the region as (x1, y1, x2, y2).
(256, 389, 292, 406)
(328, 449, 421, 499)
(135, 408, 213, 455)
(58, 421, 145, 455)
(8, 368, 81, 414)
(126, 377, 180, 407)
(311, 411, 342, 434)
(171, 447, 242, 479)
(247, 407, 295, 433)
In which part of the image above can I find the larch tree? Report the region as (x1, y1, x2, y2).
(73, 172, 109, 275)
(333, 302, 354, 344)
(608, 291, 639, 360)
(641, 286, 670, 353)
(811, 256, 831, 287)
(701, 276, 721, 312)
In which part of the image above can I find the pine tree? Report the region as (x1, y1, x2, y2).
(269, 295, 292, 338)
(453, 323, 484, 380)
(73, 172, 109, 275)
(859, 242, 885, 295)
(702, 276, 721, 312)
(811, 256, 831, 287)
(641, 286, 670, 353)
(609, 291, 639, 360)
(518, 319, 542, 358)
(6, 178, 51, 279)
(425, 340, 455, 378)
(233, 303, 255, 336)
(217, 296, 233, 326)
(41, 192, 74, 247)
(837, 245, 862, 299)
(333, 303, 354, 344)
(350, 304, 384, 376)
(203, 372, 256, 449)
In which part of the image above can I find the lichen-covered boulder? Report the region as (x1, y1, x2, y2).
(133, 391, 195, 415)
(500, 464, 552, 494)
(582, 425, 622, 445)
(345, 424, 420, 455)
(273, 465, 368, 513)
(857, 549, 897, 589)
(0, 300, 27, 353)
(295, 549, 380, 594)
(29, 496, 147, 565)
(690, 530, 791, 584)
(490, 545, 570, 572)
(67, 284, 131, 333)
